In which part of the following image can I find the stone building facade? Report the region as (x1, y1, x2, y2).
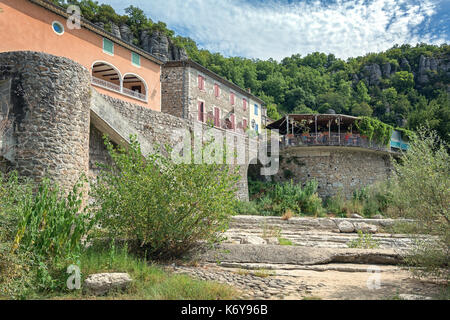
(162, 60, 267, 136)
(0, 51, 254, 200)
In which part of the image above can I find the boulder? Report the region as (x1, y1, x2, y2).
(372, 214, 384, 219)
(351, 213, 364, 219)
(338, 221, 355, 233)
(240, 236, 267, 245)
(84, 273, 132, 296)
(354, 222, 378, 234)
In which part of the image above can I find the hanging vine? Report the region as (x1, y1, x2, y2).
(355, 117, 393, 145)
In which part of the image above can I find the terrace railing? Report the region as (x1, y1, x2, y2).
(91, 76, 121, 93)
(281, 133, 391, 152)
(91, 76, 147, 102)
(122, 86, 147, 102)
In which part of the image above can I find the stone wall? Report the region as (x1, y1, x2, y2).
(273, 146, 392, 199)
(187, 66, 249, 131)
(0, 51, 91, 190)
(161, 66, 187, 119)
(91, 91, 253, 200)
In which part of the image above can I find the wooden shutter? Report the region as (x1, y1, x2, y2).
(243, 99, 247, 111)
(198, 75, 204, 90)
(231, 114, 235, 130)
(214, 84, 220, 97)
(214, 107, 220, 127)
(243, 119, 248, 130)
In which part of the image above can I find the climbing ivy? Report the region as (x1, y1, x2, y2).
(355, 117, 393, 145)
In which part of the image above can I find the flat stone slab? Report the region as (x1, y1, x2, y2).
(199, 244, 404, 266)
(218, 262, 403, 273)
(230, 215, 415, 232)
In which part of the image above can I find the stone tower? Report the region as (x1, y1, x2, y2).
(0, 51, 91, 190)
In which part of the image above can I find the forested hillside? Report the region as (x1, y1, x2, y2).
(53, 0, 450, 143)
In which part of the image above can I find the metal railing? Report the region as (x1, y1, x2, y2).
(91, 76, 147, 102)
(281, 133, 390, 152)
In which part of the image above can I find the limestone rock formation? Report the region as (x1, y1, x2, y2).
(110, 22, 121, 38)
(119, 24, 134, 44)
(84, 273, 132, 296)
(361, 64, 382, 86)
(240, 235, 267, 245)
(94, 23, 188, 62)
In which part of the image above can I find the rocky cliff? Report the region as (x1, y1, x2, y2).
(95, 22, 188, 63)
(355, 53, 450, 93)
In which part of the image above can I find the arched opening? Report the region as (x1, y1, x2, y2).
(91, 61, 122, 93)
(122, 73, 147, 101)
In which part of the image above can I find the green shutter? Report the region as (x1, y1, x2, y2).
(132, 52, 141, 67)
(103, 38, 114, 55)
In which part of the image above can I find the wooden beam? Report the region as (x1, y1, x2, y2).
(93, 68, 114, 73)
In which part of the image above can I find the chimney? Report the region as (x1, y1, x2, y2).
(247, 88, 251, 93)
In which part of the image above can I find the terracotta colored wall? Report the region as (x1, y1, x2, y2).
(0, 0, 161, 111)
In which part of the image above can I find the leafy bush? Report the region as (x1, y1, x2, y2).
(0, 173, 93, 298)
(91, 136, 240, 259)
(248, 179, 324, 216)
(387, 128, 449, 279)
(347, 230, 379, 249)
(13, 178, 94, 263)
(234, 200, 259, 215)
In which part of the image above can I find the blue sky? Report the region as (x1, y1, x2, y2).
(100, 0, 449, 60)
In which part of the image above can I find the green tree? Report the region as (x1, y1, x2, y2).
(391, 71, 415, 92)
(390, 128, 449, 279)
(355, 81, 371, 104)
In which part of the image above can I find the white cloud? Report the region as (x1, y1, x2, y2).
(103, 0, 446, 60)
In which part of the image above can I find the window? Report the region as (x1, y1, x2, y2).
(214, 107, 220, 127)
(230, 114, 235, 131)
(198, 75, 205, 90)
(254, 104, 259, 116)
(255, 124, 259, 134)
(198, 101, 205, 122)
(103, 38, 114, 55)
(243, 98, 247, 111)
(214, 84, 220, 98)
(52, 21, 64, 35)
(230, 92, 235, 105)
(243, 119, 248, 131)
(131, 52, 141, 67)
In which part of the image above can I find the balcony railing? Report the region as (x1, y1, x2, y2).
(91, 76, 147, 102)
(122, 86, 147, 101)
(281, 133, 390, 152)
(91, 76, 121, 92)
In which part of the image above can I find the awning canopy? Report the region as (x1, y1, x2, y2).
(266, 114, 360, 135)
